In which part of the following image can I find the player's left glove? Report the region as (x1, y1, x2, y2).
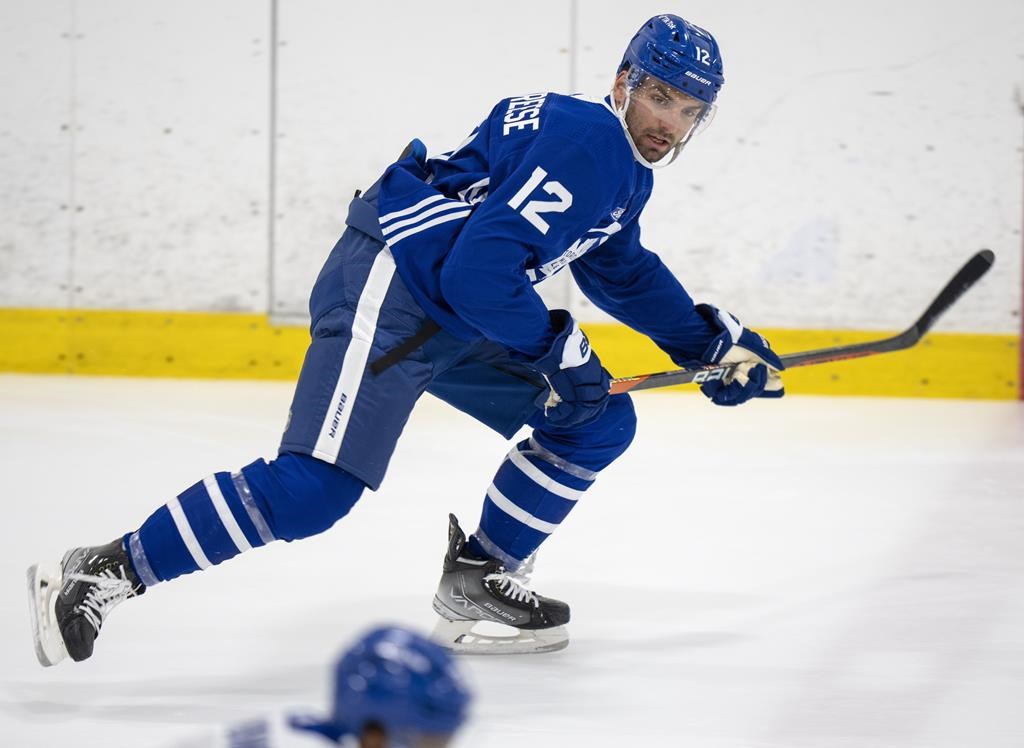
(531, 310, 611, 428)
(688, 303, 785, 407)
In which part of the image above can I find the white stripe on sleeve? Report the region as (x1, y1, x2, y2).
(381, 200, 471, 237)
(385, 208, 473, 246)
(378, 194, 447, 224)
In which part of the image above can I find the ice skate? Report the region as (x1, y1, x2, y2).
(431, 514, 569, 654)
(27, 539, 145, 666)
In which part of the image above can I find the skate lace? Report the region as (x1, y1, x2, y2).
(483, 571, 538, 607)
(69, 567, 138, 633)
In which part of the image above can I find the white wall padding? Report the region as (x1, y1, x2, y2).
(574, 0, 1024, 333)
(0, 2, 269, 312)
(70, 2, 269, 312)
(0, 1, 1021, 333)
(0, 0, 74, 308)
(270, 0, 573, 319)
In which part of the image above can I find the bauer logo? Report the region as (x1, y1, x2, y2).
(327, 393, 348, 439)
(685, 70, 712, 86)
(692, 369, 726, 383)
(483, 601, 518, 622)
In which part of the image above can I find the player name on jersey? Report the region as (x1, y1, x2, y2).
(503, 93, 548, 135)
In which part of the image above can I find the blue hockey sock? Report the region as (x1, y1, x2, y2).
(472, 437, 597, 570)
(464, 534, 490, 560)
(125, 452, 365, 585)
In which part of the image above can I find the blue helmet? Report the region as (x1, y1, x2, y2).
(330, 626, 471, 739)
(619, 14, 724, 105)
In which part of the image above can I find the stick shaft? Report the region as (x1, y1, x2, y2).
(609, 250, 994, 395)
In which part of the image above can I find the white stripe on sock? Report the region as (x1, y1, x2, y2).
(232, 472, 275, 544)
(385, 208, 472, 246)
(203, 475, 252, 553)
(127, 532, 160, 587)
(166, 496, 212, 570)
(473, 528, 524, 570)
(507, 448, 584, 501)
(313, 247, 396, 463)
(526, 436, 597, 481)
(485, 483, 558, 534)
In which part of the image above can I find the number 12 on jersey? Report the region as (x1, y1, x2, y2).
(507, 166, 573, 235)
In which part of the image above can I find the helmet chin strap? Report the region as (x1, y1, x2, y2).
(610, 87, 683, 169)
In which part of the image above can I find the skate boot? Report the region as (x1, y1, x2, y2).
(431, 514, 569, 654)
(27, 538, 146, 666)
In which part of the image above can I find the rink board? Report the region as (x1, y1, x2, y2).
(0, 308, 1017, 400)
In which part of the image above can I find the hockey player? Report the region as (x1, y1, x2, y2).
(165, 625, 471, 748)
(28, 13, 784, 662)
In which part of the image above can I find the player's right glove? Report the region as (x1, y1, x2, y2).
(689, 303, 785, 407)
(531, 310, 611, 428)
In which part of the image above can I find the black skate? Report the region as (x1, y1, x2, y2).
(27, 539, 145, 666)
(431, 514, 569, 654)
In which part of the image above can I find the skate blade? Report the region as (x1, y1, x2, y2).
(432, 617, 569, 655)
(26, 562, 68, 667)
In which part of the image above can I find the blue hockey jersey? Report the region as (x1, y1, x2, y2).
(376, 93, 713, 361)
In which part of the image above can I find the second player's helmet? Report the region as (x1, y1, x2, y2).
(614, 14, 724, 167)
(331, 626, 471, 745)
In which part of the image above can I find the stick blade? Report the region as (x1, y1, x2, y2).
(915, 249, 995, 335)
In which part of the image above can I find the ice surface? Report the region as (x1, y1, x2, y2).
(1, 374, 1022, 747)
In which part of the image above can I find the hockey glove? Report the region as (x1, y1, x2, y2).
(691, 303, 785, 407)
(532, 310, 611, 429)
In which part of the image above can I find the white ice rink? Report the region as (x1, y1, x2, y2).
(1, 374, 1022, 747)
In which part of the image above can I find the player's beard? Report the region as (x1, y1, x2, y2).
(638, 130, 675, 160)
(623, 103, 678, 161)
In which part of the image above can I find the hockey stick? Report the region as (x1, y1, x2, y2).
(609, 249, 995, 395)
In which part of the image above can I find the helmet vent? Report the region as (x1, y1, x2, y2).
(671, 31, 680, 42)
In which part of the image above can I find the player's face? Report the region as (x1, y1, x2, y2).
(614, 71, 710, 161)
